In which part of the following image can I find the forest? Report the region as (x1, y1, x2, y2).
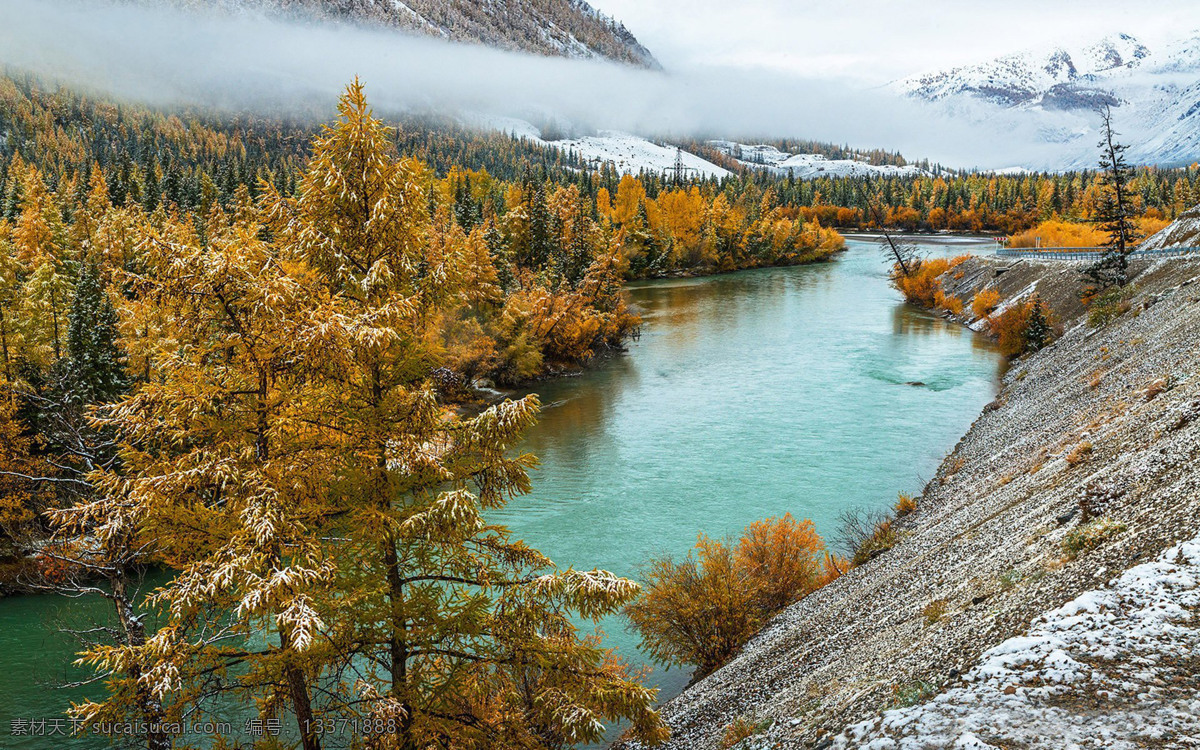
(0, 69, 860, 748)
(0, 65, 1194, 749)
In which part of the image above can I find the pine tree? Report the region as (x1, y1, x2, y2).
(88, 194, 330, 750)
(1023, 296, 1052, 352)
(75, 82, 666, 750)
(259, 81, 667, 748)
(525, 182, 553, 269)
(57, 262, 126, 405)
(0, 229, 24, 385)
(21, 259, 74, 365)
(1084, 106, 1140, 293)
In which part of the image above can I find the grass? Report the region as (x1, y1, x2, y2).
(1087, 285, 1137, 328)
(1065, 442, 1093, 466)
(1063, 518, 1127, 559)
(894, 492, 918, 517)
(851, 519, 898, 566)
(721, 717, 772, 749)
(893, 679, 942, 707)
(999, 569, 1024, 592)
(921, 599, 948, 626)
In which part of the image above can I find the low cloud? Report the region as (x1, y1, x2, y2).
(0, 0, 1060, 169)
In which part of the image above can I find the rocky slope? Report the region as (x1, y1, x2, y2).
(1141, 204, 1200, 251)
(146, 0, 659, 67)
(621, 227, 1200, 748)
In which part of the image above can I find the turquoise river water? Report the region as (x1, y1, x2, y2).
(0, 237, 1004, 747)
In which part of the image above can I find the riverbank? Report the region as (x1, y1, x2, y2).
(621, 249, 1200, 748)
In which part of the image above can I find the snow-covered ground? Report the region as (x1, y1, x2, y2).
(463, 113, 729, 177)
(552, 131, 731, 178)
(836, 536, 1200, 749)
(464, 114, 917, 179)
(708, 140, 927, 179)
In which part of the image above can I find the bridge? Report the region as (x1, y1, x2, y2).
(994, 246, 1200, 262)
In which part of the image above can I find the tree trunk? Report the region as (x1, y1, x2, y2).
(0, 303, 11, 385)
(51, 291, 61, 360)
(110, 568, 171, 750)
(279, 630, 322, 750)
(372, 360, 414, 743)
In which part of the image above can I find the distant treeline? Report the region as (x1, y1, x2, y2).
(3, 68, 1195, 248)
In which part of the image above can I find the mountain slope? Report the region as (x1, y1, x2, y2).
(707, 140, 927, 179)
(155, 0, 659, 67)
(898, 32, 1200, 169)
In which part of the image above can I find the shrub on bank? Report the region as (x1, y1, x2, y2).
(893, 255, 970, 309)
(1087, 285, 1137, 328)
(971, 289, 1001, 318)
(721, 717, 772, 749)
(625, 514, 843, 676)
(986, 295, 1054, 358)
(836, 507, 900, 566)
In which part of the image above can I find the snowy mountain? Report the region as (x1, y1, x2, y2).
(707, 141, 927, 179)
(467, 116, 926, 179)
(467, 115, 731, 177)
(147, 0, 659, 67)
(903, 34, 1149, 108)
(898, 32, 1200, 169)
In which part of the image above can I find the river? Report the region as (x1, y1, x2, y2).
(0, 237, 1004, 747)
(494, 236, 1004, 708)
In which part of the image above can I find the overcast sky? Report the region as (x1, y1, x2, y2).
(592, 0, 1198, 82)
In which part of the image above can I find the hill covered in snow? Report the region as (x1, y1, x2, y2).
(898, 32, 1200, 169)
(468, 116, 931, 180)
(707, 141, 927, 179)
(145, 0, 659, 67)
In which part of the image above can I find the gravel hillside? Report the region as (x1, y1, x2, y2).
(620, 249, 1200, 749)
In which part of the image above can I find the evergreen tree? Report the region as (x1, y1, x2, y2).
(58, 262, 127, 405)
(525, 182, 553, 269)
(1023, 296, 1052, 352)
(1084, 106, 1140, 292)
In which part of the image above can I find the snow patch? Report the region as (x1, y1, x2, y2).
(708, 140, 926, 179)
(835, 537, 1200, 749)
(462, 114, 730, 177)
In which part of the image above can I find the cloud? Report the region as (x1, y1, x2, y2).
(592, 0, 1198, 82)
(0, 0, 1067, 169)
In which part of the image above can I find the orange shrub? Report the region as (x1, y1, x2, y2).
(971, 289, 1001, 318)
(893, 255, 969, 309)
(987, 301, 1032, 358)
(933, 290, 964, 315)
(986, 296, 1054, 357)
(820, 552, 848, 587)
(1137, 216, 1170, 238)
(625, 535, 759, 676)
(1008, 220, 1106, 249)
(627, 514, 839, 675)
(736, 514, 828, 612)
(1065, 442, 1093, 466)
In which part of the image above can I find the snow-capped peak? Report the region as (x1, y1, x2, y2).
(897, 31, 1200, 169)
(900, 33, 1152, 107)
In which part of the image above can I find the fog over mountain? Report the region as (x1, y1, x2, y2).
(140, 0, 660, 67)
(1, 0, 1197, 170)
